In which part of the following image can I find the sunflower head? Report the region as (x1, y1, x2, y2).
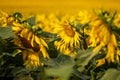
(62, 24, 75, 37)
(88, 14, 111, 48)
(77, 10, 93, 24)
(12, 25, 50, 59)
(86, 12, 120, 66)
(54, 20, 81, 57)
(36, 13, 60, 34)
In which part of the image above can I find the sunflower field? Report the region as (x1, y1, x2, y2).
(0, 10, 120, 80)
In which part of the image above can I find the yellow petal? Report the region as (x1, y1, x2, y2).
(40, 45, 49, 59)
(22, 50, 28, 61)
(34, 35, 41, 46)
(27, 31, 33, 41)
(111, 33, 117, 47)
(31, 35, 35, 47)
(96, 59, 105, 66)
(20, 28, 28, 37)
(40, 38, 48, 48)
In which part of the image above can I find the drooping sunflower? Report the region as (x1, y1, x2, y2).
(54, 20, 81, 57)
(12, 22, 49, 68)
(88, 12, 120, 66)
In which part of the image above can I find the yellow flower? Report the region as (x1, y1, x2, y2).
(113, 13, 120, 28)
(0, 10, 8, 27)
(36, 14, 46, 29)
(36, 13, 60, 34)
(0, 10, 15, 27)
(89, 16, 111, 48)
(89, 25, 111, 49)
(54, 21, 81, 57)
(77, 10, 92, 24)
(12, 24, 49, 58)
(11, 15, 50, 67)
(88, 13, 120, 66)
(22, 50, 40, 68)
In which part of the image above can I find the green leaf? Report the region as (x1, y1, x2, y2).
(73, 69, 90, 80)
(76, 47, 100, 72)
(45, 55, 75, 80)
(13, 73, 33, 80)
(0, 26, 16, 39)
(100, 68, 120, 80)
(45, 64, 74, 80)
(10, 67, 28, 77)
(26, 16, 36, 26)
(0, 52, 13, 58)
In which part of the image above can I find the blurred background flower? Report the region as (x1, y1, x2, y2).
(0, 0, 120, 15)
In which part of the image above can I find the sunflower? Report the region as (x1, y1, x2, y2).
(77, 10, 93, 24)
(54, 20, 81, 57)
(0, 10, 15, 27)
(88, 13, 120, 66)
(16, 27, 49, 57)
(12, 23, 49, 67)
(36, 13, 60, 34)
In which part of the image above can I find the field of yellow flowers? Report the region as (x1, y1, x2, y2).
(0, 10, 120, 80)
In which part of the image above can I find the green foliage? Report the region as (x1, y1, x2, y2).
(75, 48, 95, 72)
(0, 26, 16, 39)
(101, 68, 120, 80)
(26, 16, 36, 26)
(45, 55, 75, 80)
(13, 12, 23, 23)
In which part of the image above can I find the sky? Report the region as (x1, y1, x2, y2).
(0, 0, 120, 14)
